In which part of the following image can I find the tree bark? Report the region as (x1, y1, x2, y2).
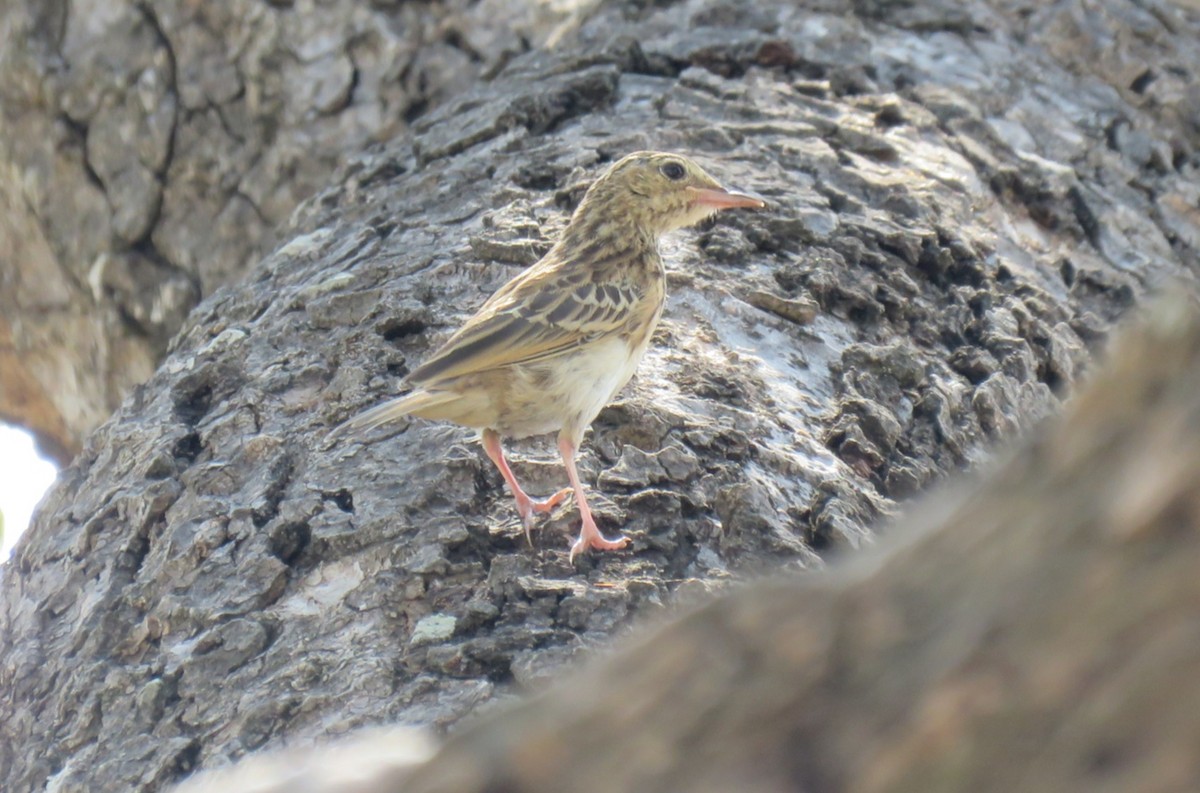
(0, 0, 574, 461)
(1, 0, 1198, 791)
(177, 294, 1200, 793)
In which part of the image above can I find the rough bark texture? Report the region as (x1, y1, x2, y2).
(174, 296, 1200, 793)
(2, 0, 1199, 791)
(0, 0, 576, 461)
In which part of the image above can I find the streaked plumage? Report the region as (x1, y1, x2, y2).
(331, 151, 764, 560)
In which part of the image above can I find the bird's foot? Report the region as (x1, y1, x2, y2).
(528, 487, 573, 514)
(568, 520, 630, 563)
(515, 487, 573, 544)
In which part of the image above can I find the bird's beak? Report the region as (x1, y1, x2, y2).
(689, 187, 767, 210)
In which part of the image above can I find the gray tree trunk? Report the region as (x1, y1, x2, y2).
(0, 0, 567, 461)
(176, 296, 1200, 793)
(2, 0, 1198, 791)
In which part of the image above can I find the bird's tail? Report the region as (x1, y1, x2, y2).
(325, 389, 456, 442)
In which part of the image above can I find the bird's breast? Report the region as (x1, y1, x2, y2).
(494, 332, 653, 440)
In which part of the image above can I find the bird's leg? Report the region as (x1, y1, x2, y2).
(481, 429, 571, 543)
(557, 432, 630, 562)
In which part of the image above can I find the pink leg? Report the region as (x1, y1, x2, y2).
(558, 432, 630, 562)
(482, 429, 571, 543)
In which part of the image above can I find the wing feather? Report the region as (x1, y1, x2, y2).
(407, 271, 642, 386)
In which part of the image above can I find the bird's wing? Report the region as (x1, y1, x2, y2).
(406, 269, 642, 386)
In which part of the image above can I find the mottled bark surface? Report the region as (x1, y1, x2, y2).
(0, 0, 575, 460)
(2, 0, 1199, 791)
(176, 298, 1200, 793)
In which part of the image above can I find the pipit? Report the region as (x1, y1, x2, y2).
(331, 151, 764, 560)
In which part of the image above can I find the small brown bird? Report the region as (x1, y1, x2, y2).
(332, 152, 764, 560)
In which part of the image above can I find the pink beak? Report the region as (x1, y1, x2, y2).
(690, 187, 767, 210)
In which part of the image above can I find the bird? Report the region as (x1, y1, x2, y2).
(329, 151, 765, 561)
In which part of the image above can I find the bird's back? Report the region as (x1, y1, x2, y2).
(397, 239, 663, 436)
(405, 237, 663, 390)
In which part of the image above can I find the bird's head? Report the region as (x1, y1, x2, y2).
(570, 151, 766, 238)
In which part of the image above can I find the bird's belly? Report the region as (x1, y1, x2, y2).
(497, 337, 647, 439)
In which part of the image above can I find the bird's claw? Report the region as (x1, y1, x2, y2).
(516, 487, 574, 545)
(568, 525, 630, 563)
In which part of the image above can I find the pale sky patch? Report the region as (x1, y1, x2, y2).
(0, 425, 58, 561)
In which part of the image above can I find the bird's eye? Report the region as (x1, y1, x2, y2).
(660, 162, 686, 181)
